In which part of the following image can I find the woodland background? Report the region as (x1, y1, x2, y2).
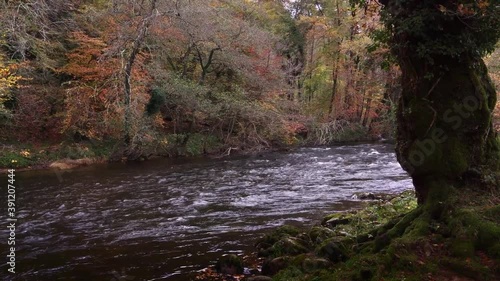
(0, 0, 498, 167)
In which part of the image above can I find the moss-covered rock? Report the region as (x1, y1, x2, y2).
(308, 226, 337, 244)
(263, 237, 311, 258)
(321, 212, 353, 228)
(300, 257, 331, 272)
(256, 225, 304, 257)
(261, 256, 290, 276)
(215, 254, 244, 275)
(316, 238, 349, 262)
(251, 188, 499, 281)
(256, 225, 300, 247)
(244, 276, 272, 281)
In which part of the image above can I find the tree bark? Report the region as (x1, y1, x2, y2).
(196, 46, 220, 85)
(328, 54, 340, 119)
(124, 0, 158, 145)
(396, 56, 498, 203)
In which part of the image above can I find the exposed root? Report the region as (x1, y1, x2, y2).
(257, 187, 500, 281)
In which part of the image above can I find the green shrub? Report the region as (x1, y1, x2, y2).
(186, 133, 205, 156)
(145, 88, 167, 116)
(335, 124, 369, 142)
(0, 150, 35, 168)
(56, 144, 95, 159)
(308, 121, 371, 145)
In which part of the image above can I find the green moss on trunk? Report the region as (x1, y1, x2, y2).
(395, 56, 499, 203)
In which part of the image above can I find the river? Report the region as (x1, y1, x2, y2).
(0, 144, 412, 281)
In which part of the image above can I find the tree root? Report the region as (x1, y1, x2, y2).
(333, 204, 499, 280)
(264, 188, 500, 281)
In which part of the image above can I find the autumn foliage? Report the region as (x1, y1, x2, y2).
(0, 0, 497, 156)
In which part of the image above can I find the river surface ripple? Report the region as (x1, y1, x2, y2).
(0, 144, 412, 280)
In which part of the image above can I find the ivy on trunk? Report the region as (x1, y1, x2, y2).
(380, 0, 500, 203)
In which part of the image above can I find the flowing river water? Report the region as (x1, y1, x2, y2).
(0, 144, 413, 281)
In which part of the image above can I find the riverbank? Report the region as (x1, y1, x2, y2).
(201, 188, 500, 281)
(197, 190, 416, 281)
(0, 141, 114, 172)
(0, 139, 293, 172)
(0, 130, 390, 172)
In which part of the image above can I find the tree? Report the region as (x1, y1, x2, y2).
(379, 0, 499, 203)
(0, 52, 21, 121)
(158, 0, 283, 93)
(484, 46, 500, 131)
(331, 0, 500, 277)
(279, 1, 499, 278)
(0, 0, 77, 66)
(285, 0, 396, 141)
(0, 0, 79, 140)
(122, 0, 158, 144)
(302, 1, 500, 279)
(58, 31, 122, 140)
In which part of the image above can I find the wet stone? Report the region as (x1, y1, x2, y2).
(321, 213, 353, 228)
(261, 256, 289, 276)
(215, 254, 244, 275)
(244, 276, 272, 281)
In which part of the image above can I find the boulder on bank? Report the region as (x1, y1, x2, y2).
(301, 256, 331, 272)
(49, 158, 95, 170)
(256, 225, 303, 257)
(244, 276, 272, 281)
(316, 239, 349, 263)
(215, 254, 244, 275)
(258, 236, 311, 258)
(276, 237, 310, 255)
(308, 226, 336, 243)
(321, 213, 353, 228)
(261, 256, 290, 275)
(351, 192, 395, 201)
(257, 225, 301, 246)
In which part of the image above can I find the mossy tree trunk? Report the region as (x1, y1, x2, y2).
(381, 0, 500, 204)
(371, 0, 500, 270)
(396, 56, 499, 203)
